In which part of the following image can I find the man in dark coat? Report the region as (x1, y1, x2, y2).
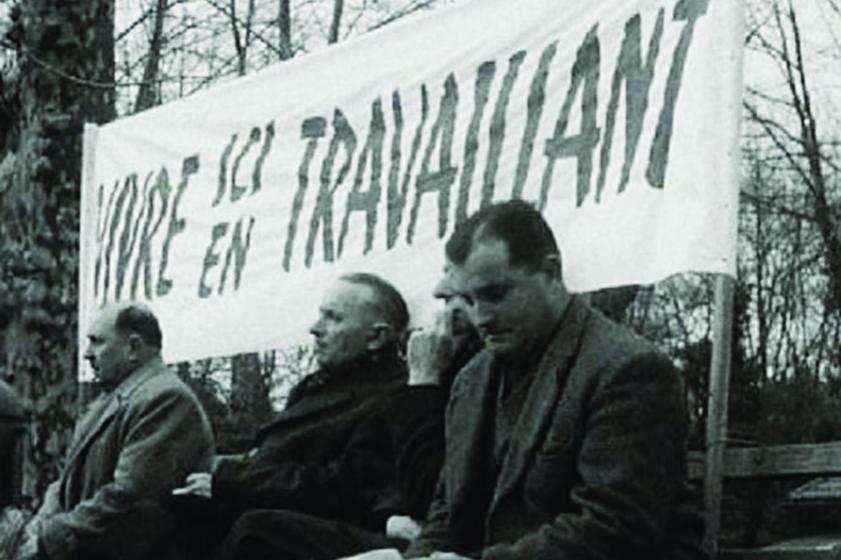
(16, 303, 215, 560)
(386, 269, 482, 540)
(396, 200, 706, 560)
(173, 272, 445, 559)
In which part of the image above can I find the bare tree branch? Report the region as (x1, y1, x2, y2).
(203, 0, 284, 59)
(134, 0, 168, 112)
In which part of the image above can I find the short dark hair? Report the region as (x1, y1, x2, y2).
(445, 200, 559, 271)
(339, 272, 410, 339)
(114, 304, 163, 349)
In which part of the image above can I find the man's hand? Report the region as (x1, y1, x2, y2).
(14, 518, 41, 560)
(171, 472, 212, 498)
(386, 515, 422, 541)
(407, 553, 473, 560)
(408, 314, 454, 386)
(15, 534, 39, 560)
(334, 548, 402, 560)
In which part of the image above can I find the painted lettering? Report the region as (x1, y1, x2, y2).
(198, 222, 229, 298)
(157, 155, 199, 296)
(597, 10, 664, 201)
(483, 51, 526, 208)
(408, 74, 458, 243)
(284, 117, 326, 272)
(218, 216, 256, 294)
(230, 126, 261, 202)
(130, 168, 171, 299)
(386, 88, 429, 249)
(338, 98, 385, 258)
(305, 110, 357, 267)
(512, 42, 557, 200)
(540, 25, 601, 209)
(646, 0, 709, 188)
(456, 61, 496, 223)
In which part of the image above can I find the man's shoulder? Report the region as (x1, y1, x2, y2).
(448, 350, 493, 400)
(122, 362, 202, 409)
(576, 305, 677, 381)
(583, 307, 658, 354)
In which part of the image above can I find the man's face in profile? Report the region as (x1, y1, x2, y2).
(84, 308, 133, 389)
(309, 280, 379, 371)
(433, 271, 474, 341)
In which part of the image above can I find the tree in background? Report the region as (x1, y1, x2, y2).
(108, 0, 456, 453)
(0, 1, 115, 499)
(0, 2, 839, 540)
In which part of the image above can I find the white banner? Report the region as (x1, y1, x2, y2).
(80, 0, 743, 364)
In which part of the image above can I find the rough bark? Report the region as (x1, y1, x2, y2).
(329, 0, 344, 44)
(278, 0, 291, 60)
(134, 0, 167, 113)
(0, 0, 115, 499)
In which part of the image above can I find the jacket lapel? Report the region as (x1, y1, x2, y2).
(61, 392, 120, 479)
(446, 352, 497, 514)
(489, 297, 590, 515)
(59, 359, 164, 494)
(263, 390, 353, 430)
(257, 358, 406, 440)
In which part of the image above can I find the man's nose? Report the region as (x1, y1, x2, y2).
(309, 319, 323, 337)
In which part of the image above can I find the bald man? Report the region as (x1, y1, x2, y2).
(17, 303, 214, 560)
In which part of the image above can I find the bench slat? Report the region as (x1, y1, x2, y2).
(688, 443, 841, 481)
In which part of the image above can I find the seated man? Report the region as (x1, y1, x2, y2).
(397, 200, 707, 559)
(17, 302, 215, 560)
(386, 271, 481, 539)
(172, 273, 429, 559)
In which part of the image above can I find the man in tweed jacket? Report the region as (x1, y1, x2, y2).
(402, 201, 707, 560)
(18, 303, 214, 560)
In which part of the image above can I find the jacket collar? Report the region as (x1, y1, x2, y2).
(489, 295, 591, 515)
(258, 354, 407, 436)
(63, 357, 165, 471)
(60, 356, 166, 504)
(296, 352, 406, 400)
(111, 355, 166, 401)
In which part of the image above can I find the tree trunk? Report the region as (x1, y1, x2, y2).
(278, 0, 291, 60)
(1, 0, 115, 498)
(229, 352, 273, 449)
(134, 0, 167, 113)
(781, 2, 841, 313)
(329, 0, 344, 44)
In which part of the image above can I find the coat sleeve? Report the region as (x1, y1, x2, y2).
(38, 382, 214, 560)
(387, 385, 446, 520)
(403, 472, 456, 558)
(34, 482, 61, 519)
(212, 411, 396, 528)
(481, 353, 692, 560)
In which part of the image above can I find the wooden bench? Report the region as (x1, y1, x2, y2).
(718, 535, 841, 560)
(689, 442, 841, 559)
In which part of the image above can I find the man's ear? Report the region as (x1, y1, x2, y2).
(367, 322, 393, 352)
(127, 333, 144, 359)
(540, 253, 562, 282)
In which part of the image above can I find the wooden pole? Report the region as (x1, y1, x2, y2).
(703, 273, 736, 556)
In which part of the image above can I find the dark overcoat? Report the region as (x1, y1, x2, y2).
(407, 297, 707, 560)
(211, 356, 410, 532)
